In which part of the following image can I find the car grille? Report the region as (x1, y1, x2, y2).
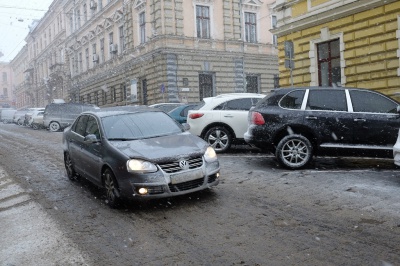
(168, 178, 205, 192)
(158, 156, 203, 173)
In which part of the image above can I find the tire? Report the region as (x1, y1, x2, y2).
(204, 126, 232, 153)
(64, 152, 79, 181)
(275, 134, 313, 170)
(49, 121, 61, 132)
(103, 169, 121, 208)
(17, 119, 24, 126)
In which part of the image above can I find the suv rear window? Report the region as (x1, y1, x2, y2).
(280, 90, 305, 109)
(350, 90, 398, 113)
(306, 90, 347, 111)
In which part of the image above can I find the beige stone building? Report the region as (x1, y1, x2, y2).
(11, 0, 279, 107)
(0, 62, 15, 108)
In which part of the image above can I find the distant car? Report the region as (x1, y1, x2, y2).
(187, 93, 265, 153)
(62, 106, 220, 208)
(13, 108, 33, 125)
(149, 103, 184, 113)
(245, 87, 400, 169)
(27, 110, 45, 130)
(167, 103, 199, 124)
(1, 109, 17, 124)
(43, 102, 99, 132)
(24, 108, 45, 126)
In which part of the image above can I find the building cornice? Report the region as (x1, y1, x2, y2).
(272, 0, 398, 36)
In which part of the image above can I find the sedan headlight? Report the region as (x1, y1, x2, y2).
(204, 146, 218, 162)
(127, 159, 157, 173)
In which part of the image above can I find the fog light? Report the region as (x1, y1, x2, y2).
(216, 172, 220, 178)
(138, 187, 148, 195)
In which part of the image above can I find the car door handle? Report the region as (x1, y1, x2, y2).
(224, 115, 234, 118)
(305, 116, 318, 120)
(354, 118, 366, 122)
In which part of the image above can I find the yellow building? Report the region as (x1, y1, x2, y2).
(272, 0, 400, 99)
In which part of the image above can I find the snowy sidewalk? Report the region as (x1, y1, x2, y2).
(0, 167, 90, 265)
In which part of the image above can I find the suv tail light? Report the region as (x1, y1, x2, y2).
(189, 113, 204, 119)
(251, 112, 265, 125)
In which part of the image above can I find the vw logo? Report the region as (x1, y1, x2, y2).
(179, 160, 189, 170)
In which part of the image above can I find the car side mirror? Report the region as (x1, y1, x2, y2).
(182, 123, 190, 131)
(84, 134, 100, 143)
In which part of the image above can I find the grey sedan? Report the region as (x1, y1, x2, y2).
(62, 107, 220, 208)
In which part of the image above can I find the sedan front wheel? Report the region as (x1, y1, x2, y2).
(64, 152, 79, 181)
(275, 134, 313, 170)
(103, 169, 121, 208)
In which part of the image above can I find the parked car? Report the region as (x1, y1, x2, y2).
(62, 106, 220, 208)
(149, 103, 184, 113)
(43, 102, 99, 132)
(245, 87, 400, 170)
(26, 109, 45, 129)
(0, 108, 17, 124)
(187, 93, 265, 152)
(24, 108, 45, 126)
(13, 108, 33, 125)
(167, 103, 199, 124)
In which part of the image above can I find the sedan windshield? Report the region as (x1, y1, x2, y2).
(102, 112, 183, 140)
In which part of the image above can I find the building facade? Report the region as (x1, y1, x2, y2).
(11, 0, 279, 108)
(0, 62, 15, 108)
(272, 0, 400, 99)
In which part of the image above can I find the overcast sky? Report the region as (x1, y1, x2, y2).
(0, 0, 53, 62)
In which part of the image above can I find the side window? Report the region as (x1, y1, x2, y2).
(73, 115, 89, 136)
(86, 116, 100, 138)
(350, 90, 398, 113)
(225, 98, 253, 110)
(307, 90, 347, 111)
(280, 90, 305, 109)
(213, 102, 225, 110)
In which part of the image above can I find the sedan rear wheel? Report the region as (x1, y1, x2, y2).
(49, 121, 61, 132)
(103, 169, 121, 208)
(275, 134, 313, 170)
(204, 126, 232, 153)
(64, 152, 79, 181)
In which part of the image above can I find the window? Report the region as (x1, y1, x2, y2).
(98, 0, 103, 10)
(86, 116, 100, 139)
(76, 10, 81, 28)
(100, 38, 104, 62)
(85, 48, 89, 70)
(245, 12, 257, 43)
(196, 5, 210, 39)
(139, 12, 146, 44)
(350, 90, 398, 114)
(199, 73, 213, 100)
(73, 115, 89, 136)
(83, 4, 87, 22)
(272, 15, 278, 46)
(119, 26, 124, 51)
(317, 39, 341, 86)
(109, 32, 113, 45)
(307, 90, 347, 111)
(2, 72, 7, 82)
(225, 98, 253, 111)
(280, 90, 305, 109)
(246, 75, 259, 93)
(78, 52, 83, 73)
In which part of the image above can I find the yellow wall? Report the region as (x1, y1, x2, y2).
(278, 1, 400, 98)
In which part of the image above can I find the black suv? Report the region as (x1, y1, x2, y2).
(244, 87, 400, 169)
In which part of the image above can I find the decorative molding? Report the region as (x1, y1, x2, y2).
(134, 0, 146, 11)
(104, 18, 113, 30)
(81, 36, 88, 45)
(242, 0, 263, 10)
(95, 25, 104, 35)
(193, 0, 214, 3)
(113, 10, 123, 23)
(89, 31, 96, 40)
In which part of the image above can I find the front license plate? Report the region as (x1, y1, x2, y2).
(170, 169, 204, 184)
